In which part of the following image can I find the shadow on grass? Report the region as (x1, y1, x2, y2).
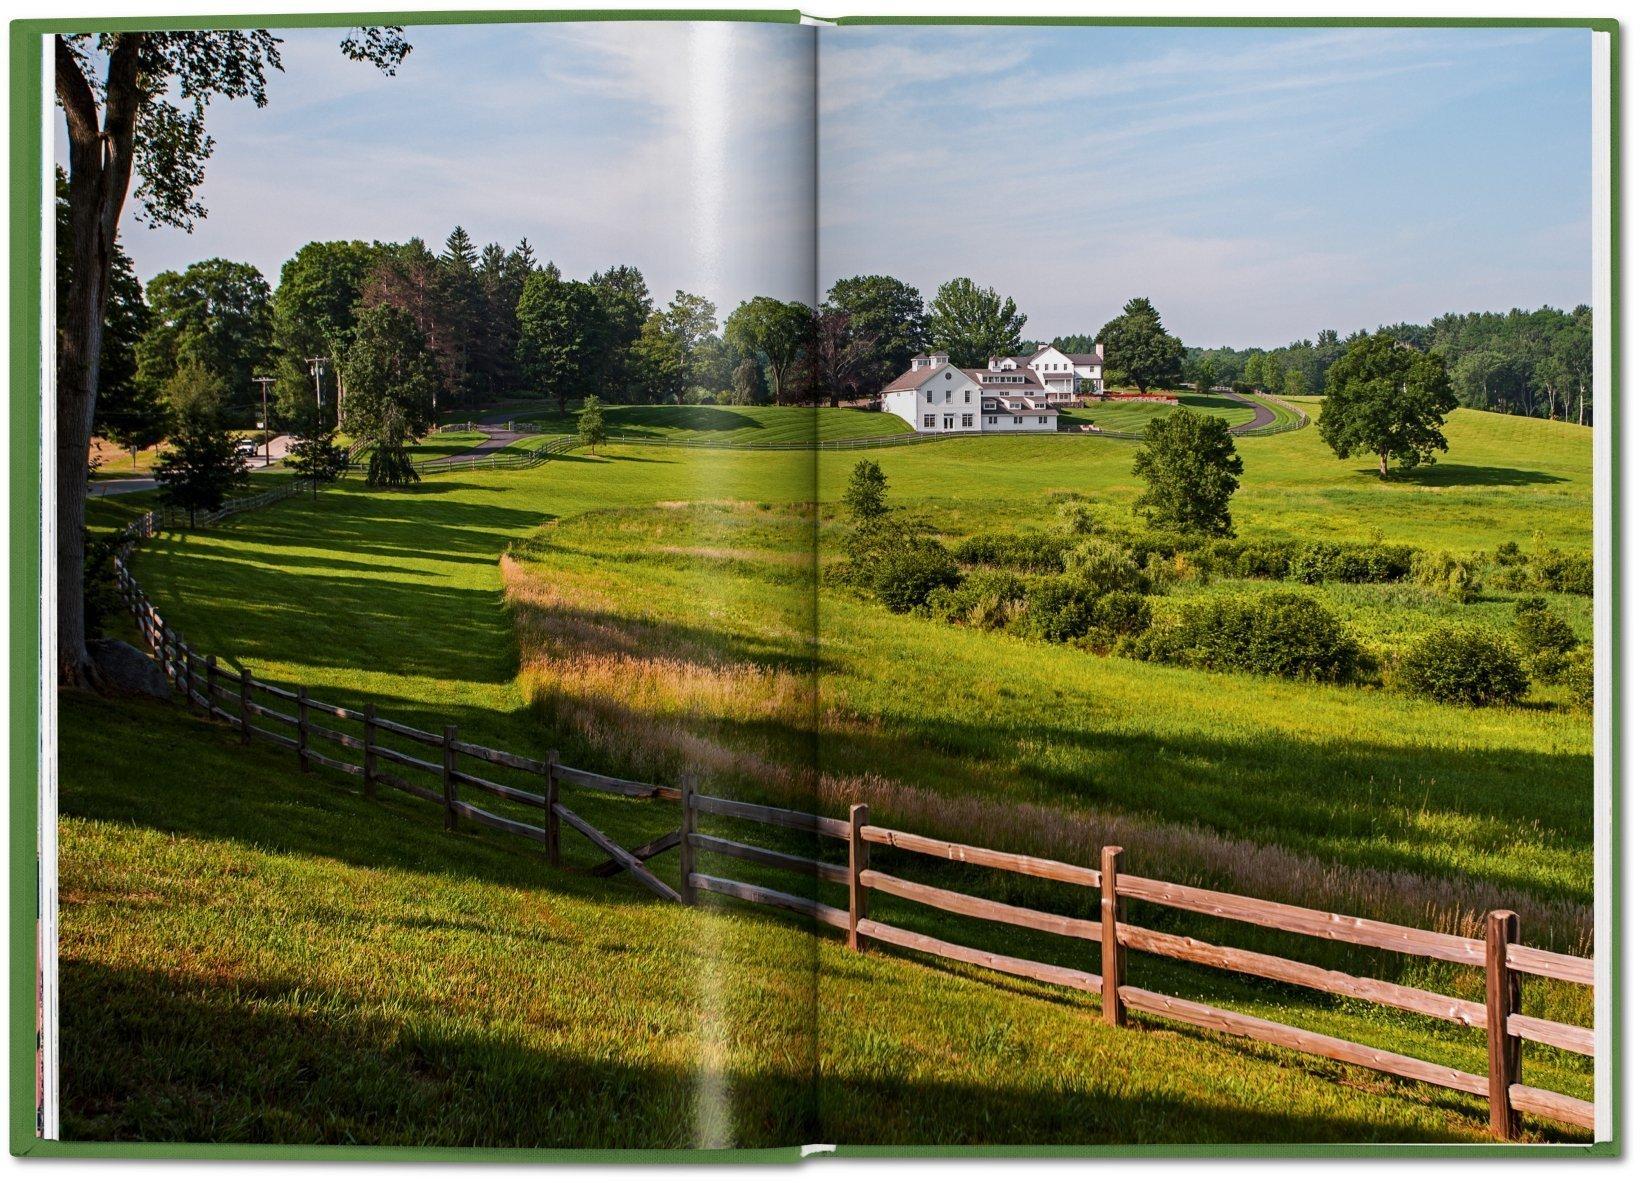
(1367, 464, 1570, 488)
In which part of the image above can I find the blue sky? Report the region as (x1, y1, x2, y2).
(819, 24, 1594, 345)
(79, 21, 1593, 348)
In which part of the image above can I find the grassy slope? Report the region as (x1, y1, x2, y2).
(91, 410, 1595, 1142)
(61, 690, 1517, 1146)
(1058, 391, 1256, 433)
(451, 403, 914, 444)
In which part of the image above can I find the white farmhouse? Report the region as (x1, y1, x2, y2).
(879, 343, 1103, 435)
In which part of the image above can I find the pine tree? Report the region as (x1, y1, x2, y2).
(286, 408, 349, 499)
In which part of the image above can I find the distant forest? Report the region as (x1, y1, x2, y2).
(1055, 305, 1595, 425)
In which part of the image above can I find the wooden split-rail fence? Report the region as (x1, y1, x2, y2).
(108, 486, 1596, 1144)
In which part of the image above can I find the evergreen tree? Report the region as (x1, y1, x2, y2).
(729, 357, 768, 406)
(342, 304, 439, 488)
(1097, 297, 1184, 393)
(285, 408, 349, 499)
(153, 364, 248, 526)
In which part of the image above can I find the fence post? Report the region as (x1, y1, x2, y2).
(848, 803, 870, 952)
(181, 646, 195, 707)
(442, 725, 458, 831)
(1101, 845, 1126, 1027)
(544, 750, 560, 866)
(1486, 909, 1522, 1140)
(362, 705, 378, 798)
(296, 687, 311, 773)
(238, 668, 252, 743)
(205, 655, 218, 717)
(678, 773, 697, 904)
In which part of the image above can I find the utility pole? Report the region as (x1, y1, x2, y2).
(252, 377, 276, 467)
(305, 357, 331, 421)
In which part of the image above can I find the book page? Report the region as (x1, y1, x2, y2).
(42, 14, 824, 1153)
(810, 18, 1609, 1149)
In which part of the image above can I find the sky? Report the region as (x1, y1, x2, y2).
(70, 20, 1594, 348)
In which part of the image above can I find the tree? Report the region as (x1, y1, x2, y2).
(729, 357, 767, 406)
(1131, 410, 1243, 536)
(814, 308, 879, 406)
(134, 258, 274, 422)
(724, 297, 815, 405)
(342, 303, 439, 485)
(1320, 332, 1457, 479)
(54, 27, 408, 683)
(1097, 297, 1184, 394)
(630, 290, 718, 404)
(515, 270, 604, 413)
(272, 239, 378, 421)
(285, 408, 349, 500)
(1191, 357, 1217, 393)
(589, 264, 653, 400)
(577, 394, 608, 454)
(824, 275, 929, 393)
(843, 459, 888, 522)
(153, 366, 248, 526)
(927, 277, 1025, 366)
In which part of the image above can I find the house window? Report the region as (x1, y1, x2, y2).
(964, 392, 971, 403)
(986, 416, 997, 425)
(925, 391, 933, 403)
(962, 413, 974, 427)
(945, 390, 952, 402)
(1038, 416, 1047, 423)
(1013, 416, 1023, 424)
(945, 371, 953, 379)
(943, 415, 955, 429)
(923, 414, 935, 428)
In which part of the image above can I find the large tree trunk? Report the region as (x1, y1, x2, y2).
(1378, 449, 1389, 479)
(56, 34, 142, 685)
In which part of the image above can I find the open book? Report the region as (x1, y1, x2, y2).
(20, 10, 1614, 1160)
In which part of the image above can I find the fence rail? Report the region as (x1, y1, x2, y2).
(107, 461, 1594, 1145)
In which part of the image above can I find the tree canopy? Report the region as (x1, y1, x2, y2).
(1319, 332, 1457, 479)
(825, 275, 928, 393)
(927, 278, 1025, 366)
(1131, 410, 1244, 536)
(341, 303, 439, 444)
(724, 297, 814, 406)
(1096, 297, 1184, 394)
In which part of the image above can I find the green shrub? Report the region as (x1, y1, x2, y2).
(871, 541, 959, 613)
(1126, 591, 1360, 682)
(1412, 551, 1482, 602)
(83, 534, 123, 641)
(927, 570, 1027, 630)
(952, 530, 1072, 573)
(1561, 646, 1595, 710)
(1080, 591, 1153, 652)
(1056, 500, 1097, 536)
(1513, 597, 1578, 678)
(1019, 577, 1103, 642)
(1490, 539, 1594, 595)
(1392, 627, 1528, 707)
(1288, 541, 1415, 584)
(1062, 538, 1150, 595)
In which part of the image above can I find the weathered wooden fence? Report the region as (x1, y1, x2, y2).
(675, 794, 1596, 1141)
(108, 477, 1594, 1145)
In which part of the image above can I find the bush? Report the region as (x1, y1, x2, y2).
(1126, 591, 1360, 682)
(83, 534, 122, 641)
(1490, 539, 1594, 595)
(872, 543, 960, 613)
(1393, 627, 1528, 707)
(1019, 576, 1103, 641)
(1056, 499, 1097, 536)
(927, 570, 1027, 630)
(1513, 597, 1578, 678)
(1080, 591, 1152, 652)
(952, 530, 1072, 574)
(1062, 538, 1150, 594)
(1411, 550, 1482, 602)
(1288, 541, 1414, 584)
(1560, 646, 1595, 710)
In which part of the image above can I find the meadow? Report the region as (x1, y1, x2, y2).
(445, 401, 914, 444)
(68, 402, 1597, 1144)
(1057, 391, 1257, 434)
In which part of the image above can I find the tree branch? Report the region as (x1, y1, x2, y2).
(53, 36, 99, 146)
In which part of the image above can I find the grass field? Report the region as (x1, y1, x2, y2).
(75, 403, 1596, 1145)
(452, 402, 914, 444)
(1058, 391, 1257, 434)
(61, 689, 1579, 1145)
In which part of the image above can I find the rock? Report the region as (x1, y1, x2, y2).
(90, 638, 172, 700)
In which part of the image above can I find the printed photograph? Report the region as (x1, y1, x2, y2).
(34, 13, 1608, 1153)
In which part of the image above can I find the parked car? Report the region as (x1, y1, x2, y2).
(235, 437, 261, 457)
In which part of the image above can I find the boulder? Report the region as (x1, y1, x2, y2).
(89, 638, 172, 700)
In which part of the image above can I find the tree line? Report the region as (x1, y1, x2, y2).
(1171, 306, 1593, 423)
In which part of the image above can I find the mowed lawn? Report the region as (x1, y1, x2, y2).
(60, 689, 1564, 1146)
(1058, 391, 1258, 434)
(88, 408, 1596, 1142)
(447, 402, 913, 444)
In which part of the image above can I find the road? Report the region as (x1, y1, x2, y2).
(89, 434, 294, 497)
(1224, 391, 1277, 433)
(418, 424, 531, 471)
